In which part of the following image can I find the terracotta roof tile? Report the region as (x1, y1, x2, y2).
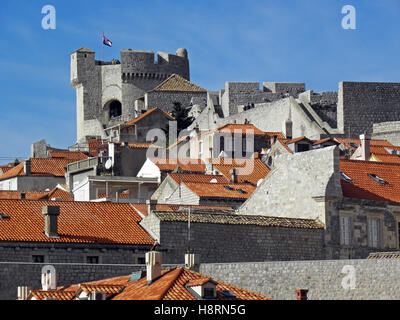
(29, 290, 76, 300)
(0, 200, 154, 244)
(367, 252, 400, 259)
(340, 160, 400, 203)
(79, 284, 125, 296)
(150, 74, 207, 93)
(110, 267, 271, 300)
(210, 159, 270, 185)
(0, 191, 49, 200)
(152, 158, 206, 173)
(183, 182, 255, 199)
(126, 107, 174, 125)
(168, 173, 228, 184)
(0, 158, 72, 181)
(49, 151, 89, 161)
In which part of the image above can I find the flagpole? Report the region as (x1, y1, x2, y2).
(102, 32, 104, 62)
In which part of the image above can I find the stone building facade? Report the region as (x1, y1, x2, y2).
(141, 210, 325, 264)
(70, 47, 190, 142)
(239, 146, 400, 259)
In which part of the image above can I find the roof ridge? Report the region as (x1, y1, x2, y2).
(158, 267, 184, 300)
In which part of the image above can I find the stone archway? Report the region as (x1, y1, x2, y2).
(109, 100, 122, 119)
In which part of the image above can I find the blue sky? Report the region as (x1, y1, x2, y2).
(1, 0, 399, 160)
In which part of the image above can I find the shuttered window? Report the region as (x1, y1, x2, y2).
(368, 218, 381, 248)
(340, 216, 352, 246)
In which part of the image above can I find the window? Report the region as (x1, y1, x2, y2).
(340, 216, 352, 246)
(368, 174, 388, 185)
(137, 257, 146, 265)
(203, 288, 215, 299)
(368, 218, 381, 248)
(296, 143, 310, 153)
(86, 256, 99, 264)
(32, 255, 45, 263)
(340, 172, 355, 183)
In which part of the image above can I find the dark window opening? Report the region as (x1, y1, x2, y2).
(86, 256, 99, 264)
(368, 174, 388, 185)
(137, 257, 146, 265)
(109, 100, 122, 119)
(203, 288, 215, 299)
(32, 255, 45, 263)
(297, 143, 310, 153)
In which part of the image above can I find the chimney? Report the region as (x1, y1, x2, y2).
(185, 253, 201, 272)
(360, 132, 371, 161)
(42, 206, 60, 238)
(24, 160, 31, 176)
(146, 251, 162, 284)
(146, 199, 157, 216)
(230, 168, 239, 184)
(17, 286, 31, 300)
(296, 289, 309, 301)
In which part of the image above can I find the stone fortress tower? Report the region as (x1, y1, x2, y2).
(71, 47, 190, 142)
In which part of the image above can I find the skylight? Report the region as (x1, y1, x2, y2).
(349, 142, 359, 148)
(340, 172, 355, 183)
(237, 189, 247, 194)
(0, 213, 10, 220)
(224, 186, 234, 191)
(368, 174, 388, 185)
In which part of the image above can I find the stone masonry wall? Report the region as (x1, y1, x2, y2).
(372, 121, 400, 146)
(200, 259, 400, 300)
(144, 219, 325, 264)
(337, 82, 400, 136)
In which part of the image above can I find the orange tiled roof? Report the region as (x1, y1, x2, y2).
(106, 267, 271, 300)
(150, 74, 207, 93)
(151, 158, 206, 173)
(79, 284, 125, 296)
(186, 277, 216, 287)
(335, 138, 395, 149)
(370, 153, 400, 164)
(29, 290, 76, 301)
(0, 191, 49, 200)
(210, 159, 270, 185)
(126, 107, 174, 125)
(0, 158, 72, 181)
(313, 137, 339, 146)
(168, 173, 228, 184)
(340, 160, 400, 203)
(0, 200, 154, 244)
(37, 187, 74, 201)
(49, 151, 89, 161)
(183, 182, 255, 199)
(216, 124, 266, 135)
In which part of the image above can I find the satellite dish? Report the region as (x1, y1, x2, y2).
(105, 159, 112, 170)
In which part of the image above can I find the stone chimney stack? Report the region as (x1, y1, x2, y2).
(146, 199, 157, 216)
(24, 159, 31, 176)
(295, 289, 309, 301)
(230, 169, 239, 184)
(185, 253, 201, 272)
(360, 132, 371, 161)
(146, 251, 162, 284)
(42, 206, 60, 238)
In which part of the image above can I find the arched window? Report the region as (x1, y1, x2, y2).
(109, 100, 122, 119)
